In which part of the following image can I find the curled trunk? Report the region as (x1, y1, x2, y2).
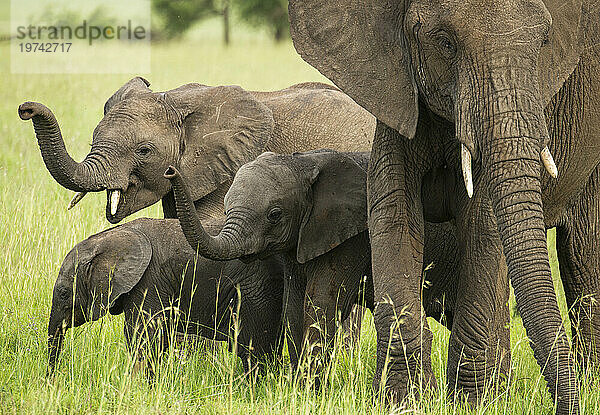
(18, 102, 106, 192)
(164, 166, 245, 261)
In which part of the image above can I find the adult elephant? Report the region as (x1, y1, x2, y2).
(18, 79, 374, 223)
(289, 0, 600, 413)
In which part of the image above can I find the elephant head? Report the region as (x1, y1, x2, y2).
(164, 150, 367, 264)
(289, 0, 598, 411)
(48, 226, 151, 373)
(20, 77, 274, 223)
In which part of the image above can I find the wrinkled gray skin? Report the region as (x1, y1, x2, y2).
(164, 150, 471, 381)
(290, 0, 600, 413)
(19, 79, 374, 223)
(47, 218, 287, 376)
(19, 79, 375, 340)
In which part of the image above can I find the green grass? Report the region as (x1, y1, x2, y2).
(0, 22, 599, 414)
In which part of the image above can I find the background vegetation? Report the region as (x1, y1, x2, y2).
(152, 0, 288, 43)
(0, 8, 599, 415)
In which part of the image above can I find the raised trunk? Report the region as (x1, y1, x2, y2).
(164, 166, 245, 261)
(461, 57, 578, 413)
(18, 102, 106, 192)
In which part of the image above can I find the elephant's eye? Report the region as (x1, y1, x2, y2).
(542, 31, 550, 47)
(267, 207, 283, 224)
(136, 145, 152, 157)
(434, 32, 456, 58)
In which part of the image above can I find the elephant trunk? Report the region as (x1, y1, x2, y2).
(164, 166, 246, 261)
(18, 102, 106, 192)
(47, 306, 67, 376)
(459, 56, 578, 414)
(487, 135, 577, 414)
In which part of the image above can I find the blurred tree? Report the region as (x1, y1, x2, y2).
(222, 0, 230, 45)
(234, 0, 289, 42)
(152, 0, 218, 40)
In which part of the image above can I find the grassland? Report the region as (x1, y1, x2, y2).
(0, 19, 599, 414)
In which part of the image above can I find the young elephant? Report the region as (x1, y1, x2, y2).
(165, 150, 467, 376)
(48, 218, 287, 375)
(165, 150, 372, 372)
(21, 79, 373, 342)
(19, 79, 374, 224)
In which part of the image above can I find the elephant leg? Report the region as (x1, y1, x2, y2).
(448, 195, 511, 404)
(368, 122, 435, 402)
(301, 230, 372, 377)
(302, 267, 359, 383)
(422, 221, 461, 330)
(302, 288, 337, 382)
(556, 167, 600, 371)
(235, 271, 286, 374)
(124, 309, 152, 378)
(123, 304, 172, 380)
(342, 305, 366, 347)
(282, 264, 306, 371)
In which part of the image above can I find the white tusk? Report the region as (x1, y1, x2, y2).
(110, 190, 121, 216)
(461, 144, 474, 198)
(541, 146, 558, 179)
(67, 192, 87, 210)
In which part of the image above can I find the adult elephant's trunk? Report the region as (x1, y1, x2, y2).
(18, 102, 106, 192)
(164, 166, 246, 261)
(459, 55, 578, 414)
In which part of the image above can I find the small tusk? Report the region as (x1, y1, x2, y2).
(110, 190, 121, 216)
(461, 144, 473, 198)
(541, 146, 558, 179)
(67, 192, 87, 210)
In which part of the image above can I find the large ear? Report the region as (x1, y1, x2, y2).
(288, 0, 418, 138)
(296, 152, 368, 264)
(166, 84, 275, 202)
(76, 227, 152, 317)
(536, 0, 587, 105)
(104, 77, 152, 115)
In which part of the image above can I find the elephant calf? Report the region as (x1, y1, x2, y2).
(21, 79, 375, 344)
(165, 150, 373, 374)
(165, 150, 464, 378)
(47, 218, 287, 376)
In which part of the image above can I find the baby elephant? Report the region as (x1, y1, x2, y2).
(48, 218, 286, 376)
(166, 150, 375, 374)
(166, 150, 466, 381)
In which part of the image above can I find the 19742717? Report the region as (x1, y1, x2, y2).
(19, 43, 72, 52)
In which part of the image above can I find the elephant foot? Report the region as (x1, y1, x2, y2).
(131, 352, 157, 383)
(374, 373, 438, 408)
(372, 314, 438, 405)
(446, 341, 511, 406)
(447, 365, 510, 406)
(373, 361, 438, 406)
